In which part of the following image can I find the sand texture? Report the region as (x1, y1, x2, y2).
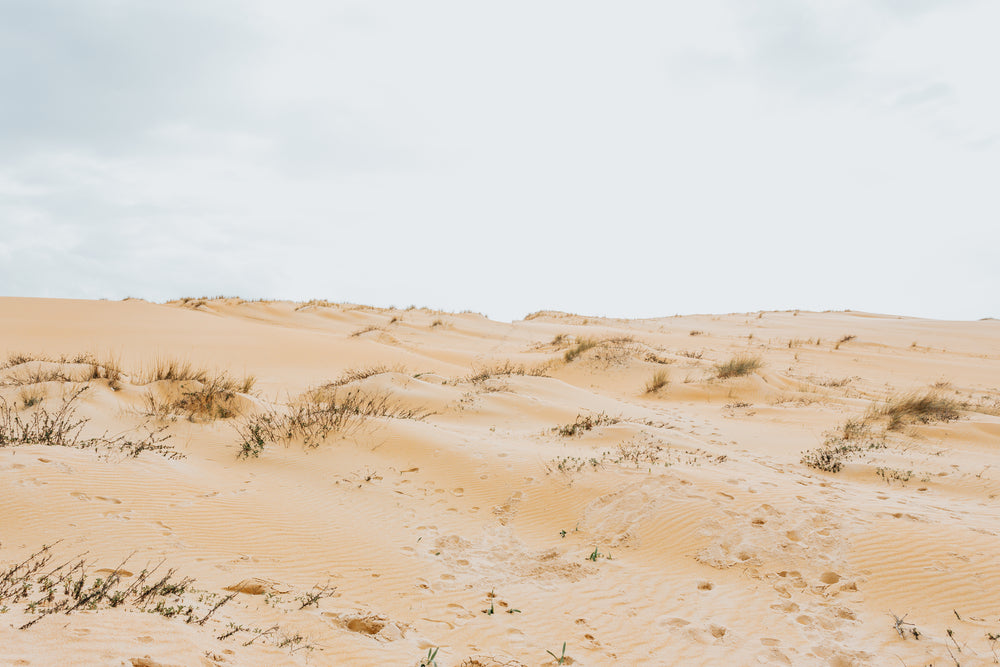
(2, 297, 999, 666)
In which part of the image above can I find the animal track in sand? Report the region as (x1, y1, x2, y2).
(325, 610, 410, 639)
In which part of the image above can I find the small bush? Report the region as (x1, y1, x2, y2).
(644, 369, 669, 394)
(141, 358, 209, 384)
(714, 355, 763, 379)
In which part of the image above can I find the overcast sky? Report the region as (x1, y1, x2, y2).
(1, 1, 997, 321)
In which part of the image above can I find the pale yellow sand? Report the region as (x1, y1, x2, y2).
(1, 297, 999, 666)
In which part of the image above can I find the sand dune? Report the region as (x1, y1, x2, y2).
(2, 297, 999, 666)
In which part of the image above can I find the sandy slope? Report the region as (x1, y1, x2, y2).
(1, 297, 999, 666)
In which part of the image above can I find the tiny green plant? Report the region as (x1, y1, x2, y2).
(546, 642, 568, 665)
(419, 647, 439, 667)
(588, 546, 601, 562)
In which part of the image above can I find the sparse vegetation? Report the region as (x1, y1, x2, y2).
(867, 391, 962, 430)
(322, 365, 406, 388)
(140, 358, 210, 384)
(563, 338, 598, 363)
(714, 355, 763, 379)
(467, 361, 548, 383)
(18, 386, 45, 408)
(144, 372, 255, 422)
(350, 325, 384, 337)
(644, 369, 669, 394)
(0, 388, 178, 459)
(834, 334, 856, 350)
(235, 388, 428, 458)
(801, 418, 886, 473)
(554, 412, 620, 437)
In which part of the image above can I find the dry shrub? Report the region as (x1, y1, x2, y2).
(0, 388, 177, 459)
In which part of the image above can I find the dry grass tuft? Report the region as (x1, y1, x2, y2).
(867, 391, 962, 430)
(563, 338, 598, 363)
(714, 355, 763, 379)
(321, 365, 406, 388)
(350, 325, 384, 337)
(140, 358, 210, 384)
(834, 334, 856, 350)
(644, 369, 670, 394)
(467, 361, 549, 383)
(18, 386, 45, 409)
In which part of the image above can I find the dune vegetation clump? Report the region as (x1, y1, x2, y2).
(644, 369, 670, 394)
(714, 355, 763, 379)
(563, 338, 599, 363)
(801, 418, 885, 473)
(554, 412, 620, 437)
(867, 391, 962, 430)
(144, 372, 256, 422)
(235, 388, 428, 458)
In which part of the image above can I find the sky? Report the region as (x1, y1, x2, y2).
(1, 0, 998, 321)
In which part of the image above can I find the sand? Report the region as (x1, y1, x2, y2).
(1, 296, 999, 666)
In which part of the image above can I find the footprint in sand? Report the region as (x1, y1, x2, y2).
(96, 496, 122, 504)
(70, 491, 90, 501)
